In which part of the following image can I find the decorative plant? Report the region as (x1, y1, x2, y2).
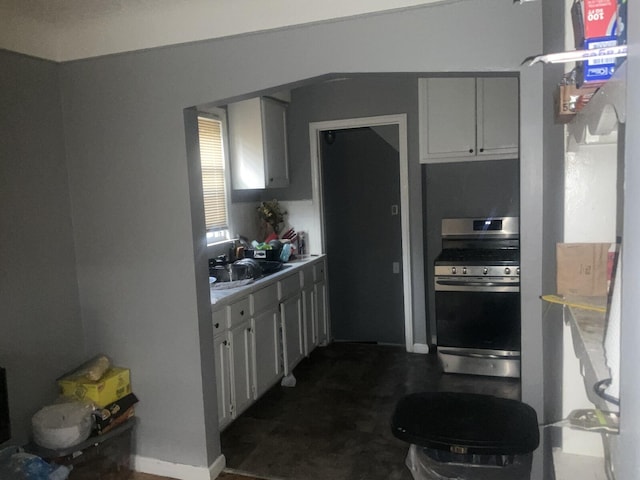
(257, 199, 287, 235)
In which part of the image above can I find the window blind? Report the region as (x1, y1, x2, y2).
(198, 116, 228, 232)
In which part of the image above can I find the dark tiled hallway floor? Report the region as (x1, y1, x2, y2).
(221, 342, 520, 480)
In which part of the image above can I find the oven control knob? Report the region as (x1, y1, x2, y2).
(451, 267, 457, 274)
(462, 267, 467, 275)
(483, 267, 488, 275)
(505, 267, 511, 275)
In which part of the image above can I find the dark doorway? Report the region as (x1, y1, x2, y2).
(321, 126, 404, 344)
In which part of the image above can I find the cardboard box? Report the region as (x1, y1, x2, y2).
(557, 243, 610, 297)
(94, 393, 138, 435)
(572, 0, 618, 46)
(58, 367, 131, 407)
(615, 0, 627, 70)
(571, 0, 619, 86)
(554, 83, 598, 123)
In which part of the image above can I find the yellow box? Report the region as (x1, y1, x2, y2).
(58, 367, 131, 407)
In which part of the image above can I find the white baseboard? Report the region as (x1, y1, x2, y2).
(412, 343, 430, 354)
(133, 453, 226, 480)
(208, 454, 226, 479)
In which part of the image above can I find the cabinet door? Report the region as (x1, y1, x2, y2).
(229, 319, 254, 417)
(300, 265, 316, 356)
(213, 334, 233, 429)
(315, 281, 329, 346)
(419, 77, 476, 161)
(228, 97, 266, 190)
(253, 306, 282, 398)
(302, 285, 316, 356)
(477, 77, 519, 157)
(261, 97, 289, 188)
(280, 294, 304, 375)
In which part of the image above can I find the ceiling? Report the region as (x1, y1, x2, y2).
(0, 0, 448, 62)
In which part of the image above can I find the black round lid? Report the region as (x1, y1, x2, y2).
(391, 392, 539, 455)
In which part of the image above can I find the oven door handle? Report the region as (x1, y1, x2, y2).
(436, 280, 520, 288)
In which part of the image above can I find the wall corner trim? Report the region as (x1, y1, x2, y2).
(412, 343, 430, 354)
(209, 454, 226, 479)
(133, 454, 226, 480)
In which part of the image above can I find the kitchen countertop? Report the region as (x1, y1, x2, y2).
(210, 254, 325, 306)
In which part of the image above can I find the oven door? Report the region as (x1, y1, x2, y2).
(435, 277, 520, 352)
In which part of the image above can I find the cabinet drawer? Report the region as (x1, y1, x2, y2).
(278, 273, 301, 300)
(212, 308, 226, 335)
(252, 283, 278, 313)
(300, 265, 314, 288)
(313, 261, 326, 283)
(227, 297, 250, 327)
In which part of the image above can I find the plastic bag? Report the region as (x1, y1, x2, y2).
(404, 444, 532, 480)
(0, 447, 71, 480)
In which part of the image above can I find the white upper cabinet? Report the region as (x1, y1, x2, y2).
(419, 76, 519, 163)
(228, 96, 289, 189)
(476, 77, 519, 157)
(420, 77, 477, 160)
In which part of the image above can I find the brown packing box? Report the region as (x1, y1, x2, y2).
(557, 243, 610, 297)
(554, 84, 598, 124)
(58, 367, 131, 407)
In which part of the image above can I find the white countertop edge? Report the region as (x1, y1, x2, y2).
(209, 254, 325, 307)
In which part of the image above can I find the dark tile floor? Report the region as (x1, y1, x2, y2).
(220, 342, 520, 480)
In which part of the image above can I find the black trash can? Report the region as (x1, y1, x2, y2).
(391, 392, 540, 480)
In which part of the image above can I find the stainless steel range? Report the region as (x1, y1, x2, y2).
(434, 217, 520, 378)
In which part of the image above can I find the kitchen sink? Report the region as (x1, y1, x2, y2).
(210, 260, 291, 284)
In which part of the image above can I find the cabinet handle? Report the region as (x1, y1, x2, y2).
(215, 323, 220, 328)
(223, 340, 229, 346)
(240, 310, 244, 316)
(479, 148, 484, 152)
(469, 148, 474, 153)
(247, 327, 252, 332)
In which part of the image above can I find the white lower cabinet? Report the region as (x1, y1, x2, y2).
(280, 293, 304, 375)
(314, 260, 329, 346)
(213, 256, 328, 429)
(213, 332, 233, 430)
(301, 266, 317, 356)
(314, 280, 328, 346)
(252, 305, 281, 398)
(229, 318, 255, 418)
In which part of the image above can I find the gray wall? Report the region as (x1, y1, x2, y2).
(2, 0, 546, 474)
(423, 158, 520, 344)
(287, 74, 429, 343)
(540, 0, 566, 461)
(0, 50, 85, 445)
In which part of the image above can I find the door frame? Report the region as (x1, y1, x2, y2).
(309, 114, 414, 351)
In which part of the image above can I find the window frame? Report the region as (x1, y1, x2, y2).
(197, 109, 232, 245)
